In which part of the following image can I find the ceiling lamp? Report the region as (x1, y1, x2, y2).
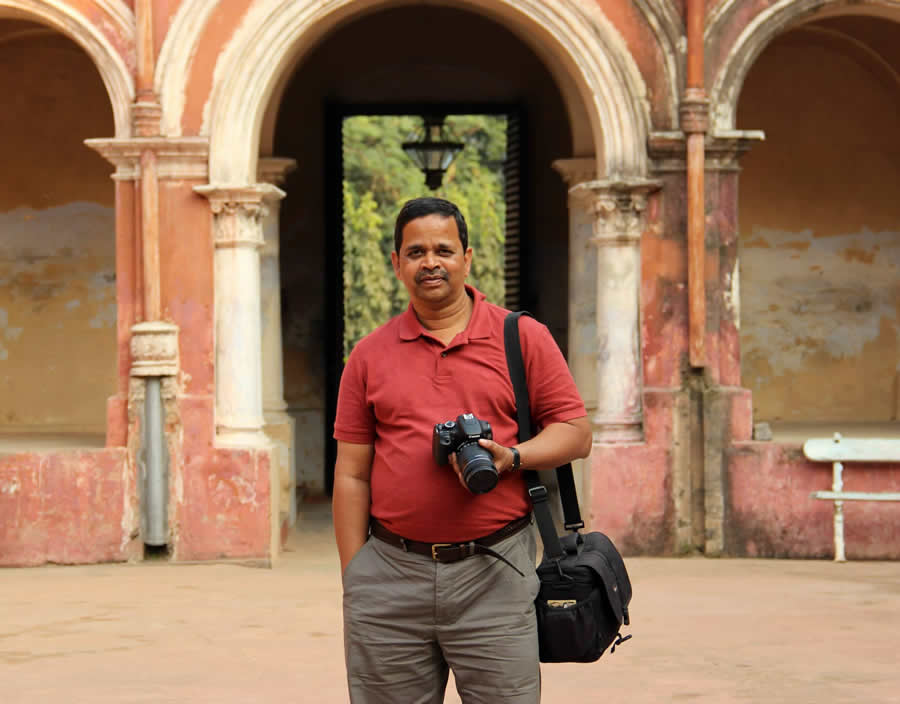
(402, 115, 464, 190)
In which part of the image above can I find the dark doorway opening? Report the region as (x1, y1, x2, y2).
(322, 103, 527, 495)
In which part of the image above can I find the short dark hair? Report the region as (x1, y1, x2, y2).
(393, 197, 468, 253)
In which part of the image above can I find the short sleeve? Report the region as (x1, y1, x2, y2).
(333, 343, 376, 444)
(518, 316, 587, 429)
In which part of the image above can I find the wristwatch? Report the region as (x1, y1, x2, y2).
(509, 446, 521, 472)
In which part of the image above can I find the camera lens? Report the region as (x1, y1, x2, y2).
(457, 442, 499, 494)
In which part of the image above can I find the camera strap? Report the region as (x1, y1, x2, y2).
(503, 311, 584, 561)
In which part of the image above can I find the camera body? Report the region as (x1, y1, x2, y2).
(432, 413, 499, 494)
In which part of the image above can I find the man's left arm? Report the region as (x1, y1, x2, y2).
(476, 416, 591, 474)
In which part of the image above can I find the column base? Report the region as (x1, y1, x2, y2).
(264, 409, 297, 531)
(215, 427, 270, 448)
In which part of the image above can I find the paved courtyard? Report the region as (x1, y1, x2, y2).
(2, 505, 898, 703)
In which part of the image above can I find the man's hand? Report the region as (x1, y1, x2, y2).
(448, 439, 518, 492)
(447, 417, 591, 492)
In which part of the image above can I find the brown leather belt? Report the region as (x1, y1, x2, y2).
(370, 514, 532, 566)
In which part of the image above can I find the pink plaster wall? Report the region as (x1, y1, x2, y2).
(175, 446, 272, 562)
(591, 390, 677, 555)
(0, 449, 135, 566)
(728, 443, 900, 559)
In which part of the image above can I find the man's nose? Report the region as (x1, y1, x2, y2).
(422, 251, 438, 268)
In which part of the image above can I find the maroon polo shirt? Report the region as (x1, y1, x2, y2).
(334, 285, 586, 543)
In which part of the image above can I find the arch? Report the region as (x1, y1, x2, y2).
(709, 0, 900, 132)
(201, 0, 652, 185)
(0, 0, 134, 137)
(156, 0, 216, 138)
(632, 0, 683, 128)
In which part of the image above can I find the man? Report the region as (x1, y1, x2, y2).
(333, 196, 591, 703)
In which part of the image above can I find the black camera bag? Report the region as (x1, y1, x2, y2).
(504, 312, 632, 663)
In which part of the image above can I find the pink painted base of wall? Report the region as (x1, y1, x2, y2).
(590, 389, 676, 555)
(174, 446, 272, 562)
(1, 394, 274, 567)
(0, 448, 136, 566)
(728, 442, 900, 559)
(591, 443, 671, 555)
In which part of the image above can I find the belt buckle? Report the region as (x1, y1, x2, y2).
(431, 543, 451, 561)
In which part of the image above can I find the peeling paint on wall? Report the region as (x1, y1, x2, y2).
(0, 203, 116, 432)
(741, 228, 899, 421)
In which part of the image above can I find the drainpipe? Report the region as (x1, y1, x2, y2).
(682, 0, 709, 368)
(133, 0, 169, 548)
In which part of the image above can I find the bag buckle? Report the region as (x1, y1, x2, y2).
(431, 543, 451, 561)
(528, 485, 548, 502)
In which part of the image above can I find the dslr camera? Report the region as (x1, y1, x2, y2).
(432, 413, 499, 494)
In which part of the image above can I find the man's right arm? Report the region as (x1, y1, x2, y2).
(332, 440, 375, 574)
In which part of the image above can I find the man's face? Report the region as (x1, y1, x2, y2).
(391, 214, 472, 308)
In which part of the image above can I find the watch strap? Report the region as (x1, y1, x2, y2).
(509, 446, 521, 472)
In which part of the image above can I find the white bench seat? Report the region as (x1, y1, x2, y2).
(802, 434, 900, 562)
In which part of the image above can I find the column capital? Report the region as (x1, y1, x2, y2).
(85, 137, 210, 181)
(570, 179, 661, 245)
(194, 184, 286, 248)
(257, 157, 298, 186)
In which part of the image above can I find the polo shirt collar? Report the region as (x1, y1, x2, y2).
(398, 284, 492, 342)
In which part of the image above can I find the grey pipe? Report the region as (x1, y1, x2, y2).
(142, 377, 168, 546)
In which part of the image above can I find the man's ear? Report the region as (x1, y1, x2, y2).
(464, 247, 473, 277)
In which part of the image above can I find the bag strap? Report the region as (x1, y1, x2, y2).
(503, 312, 584, 561)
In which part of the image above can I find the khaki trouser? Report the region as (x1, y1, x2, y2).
(341, 525, 541, 704)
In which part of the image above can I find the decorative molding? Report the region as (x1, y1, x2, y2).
(130, 321, 179, 377)
(647, 130, 765, 173)
(551, 158, 597, 187)
(194, 184, 286, 248)
(705, 130, 766, 171)
(647, 131, 688, 173)
(257, 157, 298, 186)
(85, 137, 210, 180)
(570, 180, 662, 245)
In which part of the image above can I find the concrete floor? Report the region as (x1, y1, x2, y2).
(2, 504, 899, 703)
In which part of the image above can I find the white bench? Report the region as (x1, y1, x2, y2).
(802, 433, 900, 562)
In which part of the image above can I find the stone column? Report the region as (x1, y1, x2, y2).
(551, 158, 597, 514)
(257, 158, 297, 527)
(194, 184, 285, 446)
(571, 180, 660, 443)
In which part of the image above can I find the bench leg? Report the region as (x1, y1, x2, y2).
(833, 461, 846, 562)
(833, 499, 846, 562)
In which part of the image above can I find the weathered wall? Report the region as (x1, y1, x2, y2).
(727, 441, 900, 559)
(737, 21, 900, 424)
(0, 26, 116, 436)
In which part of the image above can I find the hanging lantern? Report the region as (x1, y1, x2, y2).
(402, 115, 464, 190)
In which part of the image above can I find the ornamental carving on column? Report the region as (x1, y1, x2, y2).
(571, 180, 660, 246)
(194, 184, 285, 248)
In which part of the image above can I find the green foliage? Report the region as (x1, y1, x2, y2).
(342, 114, 506, 354)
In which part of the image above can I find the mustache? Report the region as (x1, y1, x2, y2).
(415, 268, 449, 283)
